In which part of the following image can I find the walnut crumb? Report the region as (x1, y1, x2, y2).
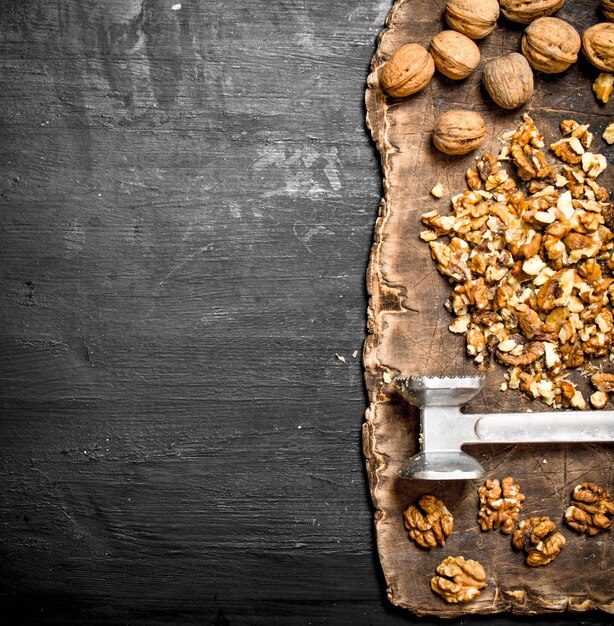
(430, 556, 486, 604)
(603, 122, 614, 145)
(593, 73, 614, 104)
(431, 183, 445, 198)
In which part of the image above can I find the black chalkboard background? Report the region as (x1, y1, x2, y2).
(0, 0, 611, 624)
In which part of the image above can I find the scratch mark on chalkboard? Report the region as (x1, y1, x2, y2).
(155, 243, 213, 289)
(64, 221, 85, 258)
(323, 147, 341, 191)
(347, 1, 393, 26)
(253, 146, 342, 199)
(292, 223, 334, 253)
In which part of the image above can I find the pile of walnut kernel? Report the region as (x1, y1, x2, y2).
(421, 114, 614, 409)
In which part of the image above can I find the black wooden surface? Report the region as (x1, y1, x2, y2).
(0, 1, 611, 624)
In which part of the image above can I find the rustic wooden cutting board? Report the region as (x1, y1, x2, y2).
(363, 0, 614, 618)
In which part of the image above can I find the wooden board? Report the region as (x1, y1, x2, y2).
(363, 0, 614, 618)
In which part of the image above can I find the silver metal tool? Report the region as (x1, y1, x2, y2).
(395, 374, 614, 481)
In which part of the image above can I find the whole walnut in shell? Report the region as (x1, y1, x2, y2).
(583, 23, 614, 72)
(521, 17, 580, 73)
(433, 110, 486, 155)
(380, 43, 435, 97)
(500, 0, 565, 24)
(444, 0, 499, 40)
(604, 0, 614, 22)
(483, 53, 534, 109)
(430, 30, 481, 79)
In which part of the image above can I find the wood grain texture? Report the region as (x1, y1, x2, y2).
(0, 0, 612, 624)
(364, 0, 614, 619)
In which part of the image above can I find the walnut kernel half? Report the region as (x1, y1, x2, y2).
(404, 495, 454, 548)
(564, 482, 614, 535)
(430, 556, 487, 603)
(512, 516, 566, 566)
(478, 476, 525, 534)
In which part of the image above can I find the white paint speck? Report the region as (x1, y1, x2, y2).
(172, 3, 181, 9)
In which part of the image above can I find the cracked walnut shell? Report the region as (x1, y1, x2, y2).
(430, 556, 487, 604)
(444, 0, 499, 40)
(512, 516, 565, 566)
(380, 43, 435, 97)
(500, 0, 565, 24)
(582, 23, 614, 72)
(521, 17, 580, 74)
(478, 476, 525, 534)
(564, 482, 614, 535)
(432, 110, 486, 155)
(483, 53, 534, 109)
(404, 495, 453, 548)
(430, 30, 481, 80)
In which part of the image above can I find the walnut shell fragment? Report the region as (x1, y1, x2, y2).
(582, 23, 614, 72)
(500, 0, 565, 24)
(478, 476, 525, 534)
(483, 53, 534, 109)
(512, 516, 565, 566)
(379, 43, 435, 98)
(444, 0, 500, 40)
(564, 482, 614, 535)
(521, 17, 580, 73)
(430, 30, 481, 80)
(432, 110, 486, 155)
(404, 495, 453, 548)
(430, 556, 487, 604)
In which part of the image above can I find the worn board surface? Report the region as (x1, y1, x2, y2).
(364, 0, 614, 619)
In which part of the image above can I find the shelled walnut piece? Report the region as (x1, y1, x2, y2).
(404, 495, 453, 548)
(478, 476, 525, 534)
(512, 516, 566, 566)
(430, 556, 487, 603)
(420, 114, 614, 409)
(564, 482, 614, 535)
(593, 73, 614, 103)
